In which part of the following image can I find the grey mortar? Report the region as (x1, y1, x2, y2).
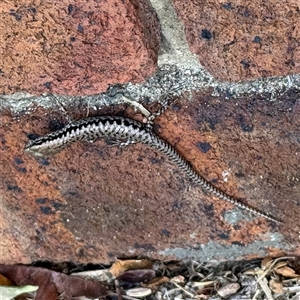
(159, 232, 288, 261)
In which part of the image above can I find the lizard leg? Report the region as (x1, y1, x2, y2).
(146, 95, 179, 131)
(107, 86, 151, 117)
(107, 85, 180, 131)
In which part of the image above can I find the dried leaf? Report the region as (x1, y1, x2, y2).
(110, 259, 153, 277)
(126, 287, 152, 298)
(118, 269, 155, 285)
(257, 256, 296, 282)
(170, 275, 185, 284)
(71, 268, 114, 283)
(261, 257, 273, 269)
(143, 276, 170, 289)
(269, 279, 283, 294)
(274, 261, 287, 269)
(192, 280, 215, 289)
(0, 265, 107, 300)
(275, 266, 300, 278)
(217, 283, 240, 298)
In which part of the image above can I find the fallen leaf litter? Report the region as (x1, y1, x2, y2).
(1, 256, 300, 299)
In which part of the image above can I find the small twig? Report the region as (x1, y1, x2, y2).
(171, 281, 195, 298)
(257, 256, 295, 282)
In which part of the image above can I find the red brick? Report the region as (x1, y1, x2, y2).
(0, 0, 159, 95)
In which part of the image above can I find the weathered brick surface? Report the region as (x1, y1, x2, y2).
(1, 91, 299, 264)
(0, 0, 159, 95)
(173, 0, 300, 81)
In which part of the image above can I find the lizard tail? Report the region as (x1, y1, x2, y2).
(149, 136, 281, 224)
